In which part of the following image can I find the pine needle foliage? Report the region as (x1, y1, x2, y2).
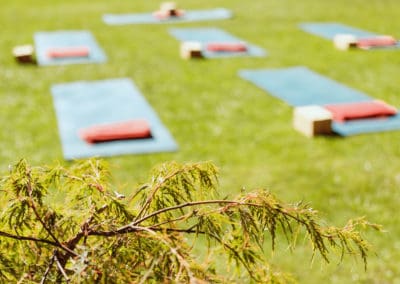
(0, 159, 380, 283)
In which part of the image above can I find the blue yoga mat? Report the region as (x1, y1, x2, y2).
(103, 8, 232, 25)
(51, 78, 178, 160)
(332, 115, 400, 136)
(299, 22, 400, 49)
(169, 28, 266, 58)
(34, 30, 107, 66)
(238, 66, 400, 136)
(299, 22, 377, 39)
(238, 66, 371, 106)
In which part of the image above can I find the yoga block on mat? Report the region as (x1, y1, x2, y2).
(154, 2, 184, 19)
(357, 35, 397, 49)
(13, 44, 35, 63)
(333, 34, 358, 50)
(293, 105, 332, 137)
(180, 41, 203, 59)
(161, 2, 176, 12)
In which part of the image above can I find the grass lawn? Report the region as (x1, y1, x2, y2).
(1, 0, 400, 282)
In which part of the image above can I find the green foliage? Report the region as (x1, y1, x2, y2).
(0, 159, 380, 283)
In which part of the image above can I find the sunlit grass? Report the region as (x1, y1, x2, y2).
(1, 0, 400, 282)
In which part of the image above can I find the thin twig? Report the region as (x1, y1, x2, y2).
(134, 173, 176, 220)
(40, 251, 56, 284)
(138, 226, 196, 282)
(138, 255, 162, 284)
(135, 166, 196, 220)
(54, 254, 70, 283)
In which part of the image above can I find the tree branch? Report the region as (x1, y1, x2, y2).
(134, 167, 188, 220)
(40, 251, 56, 284)
(64, 204, 108, 253)
(138, 255, 162, 284)
(90, 199, 315, 239)
(54, 253, 70, 283)
(89, 226, 204, 237)
(0, 230, 60, 247)
(129, 200, 240, 230)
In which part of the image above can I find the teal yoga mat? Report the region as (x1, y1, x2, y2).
(238, 66, 400, 136)
(332, 115, 400, 136)
(51, 78, 178, 159)
(239, 66, 371, 106)
(299, 22, 377, 39)
(103, 8, 231, 25)
(169, 28, 266, 58)
(34, 30, 107, 66)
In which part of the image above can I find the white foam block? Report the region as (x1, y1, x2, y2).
(293, 105, 332, 137)
(12, 44, 35, 63)
(180, 41, 203, 59)
(160, 2, 177, 12)
(333, 34, 358, 50)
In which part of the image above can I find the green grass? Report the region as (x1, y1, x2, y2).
(1, 0, 400, 282)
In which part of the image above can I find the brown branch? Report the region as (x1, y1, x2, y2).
(129, 200, 240, 230)
(40, 251, 56, 284)
(64, 204, 108, 252)
(134, 165, 202, 221)
(134, 199, 309, 229)
(54, 253, 70, 283)
(89, 226, 204, 237)
(134, 169, 184, 220)
(0, 230, 60, 247)
(86, 196, 333, 263)
(95, 199, 315, 238)
(146, 210, 197, 229)
(89, 197, 337, 267)
(91, 225, 197, 281)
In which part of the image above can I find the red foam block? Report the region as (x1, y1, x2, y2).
(79, 119, 152, 143)
(357, 36, 397, 49)
(206, 42, 248, 52)
(324, 100, 397, 122)
(47, 46, 90, 58)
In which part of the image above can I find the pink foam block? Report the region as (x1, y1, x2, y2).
(324, 100, 397, 122)
(79, 119, 152, 143)
(206, 42, 248, 52)
(357, 36, 397, 49)
(46, 46, 90, 58)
